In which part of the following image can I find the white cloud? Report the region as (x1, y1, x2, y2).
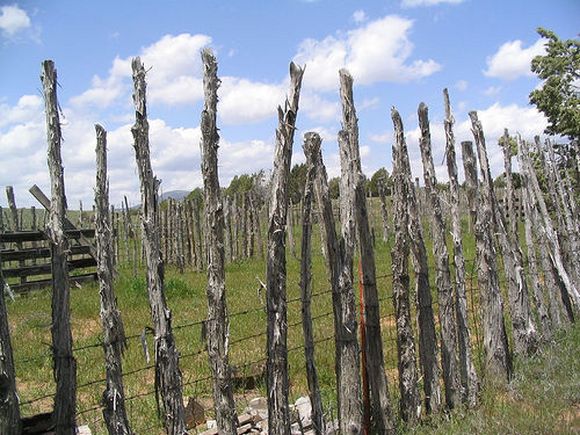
(218, 77, 285, 125)
(353, 10, 367, 24)
(484, 38, 546, 80)
(401, 0, 464, 7)
(294, 15, 441, 91)
(0, 95, 43, 128)
(483, 85, 501, 96)
(369, 132, 391, 144)
(0, 4, 31, 37)
(455, 80, 468, 92)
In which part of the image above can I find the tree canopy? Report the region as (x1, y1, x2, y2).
(529, 28, 580, 142)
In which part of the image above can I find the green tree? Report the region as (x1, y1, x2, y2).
(225, 174, 254, 197)
(367, 167, 391, 197)
(529, 28, 580, 142)
(289, 163, 307, 204)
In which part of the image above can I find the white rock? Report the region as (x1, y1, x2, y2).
(76, 426, 92, 435)
(206, 419, 217, 429)
(294, 395, 313, 427)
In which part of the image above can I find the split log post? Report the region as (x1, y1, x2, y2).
(300, 132, 326, 435)
(130, 57, 186, 434)
(468, 111, 512, 381)
(400, 117, 441, 413)
(265, 62, 304, 435)
(95, 124, 132, 434)
(199, 48, 238, 434)
(42, 59, 77, 434)
(443, 89, 478, 407)
(308, 133, 362, 434)
(390, 108, 421, 423)
(418, 102, 460, 409)
(461, 141, 478, 232)
(339, 69, 394, 432)
(499, 130, 517, 240)
(0, 265, 21, 434)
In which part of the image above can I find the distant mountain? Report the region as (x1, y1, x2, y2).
(159, 190, 190, 202)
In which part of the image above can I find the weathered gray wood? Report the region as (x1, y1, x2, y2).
(489, 130, 538, 356)
(0, 264, 21, 434)
(519, 138, 578, 316)
(308, 133, 362, 435)
(400, 117, 441, 413)
(287, 199, 296, 259)
(300, 132, 326, 435)
(544, 138, 580, 293)
(339, 69, 394, 433)
(42, 59, 77, 434)
(518, 163, 552, 341)
(418, 102, 460, 409)
(390, 108, 421, 423)
(468, 111, 512, 381)
(266, 62, 304, 435)
(460, 142, 478, 232)
(443, 89, 478, 407)
(199, 48, 238, 434)
(499, 130, 517, 239)
(95, 124, 132, 435)
(194, 197, 204, 270)
(130, 57, 187, 435)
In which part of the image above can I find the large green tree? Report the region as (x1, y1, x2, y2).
(529, 28, 580, 142)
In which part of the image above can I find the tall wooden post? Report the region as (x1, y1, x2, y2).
(266, 62, 304, 435)
(199, 48, 238, 434)
(308, 133, 362, 434)
(95, 124, 132, 434)
(443, 89, 478, 407)
(42, 59, 77, 434)
(300, 132, 326, 435)
(418, 102, 459, 409)
(130, 57, 186, 434)
(390, 108, 421, 423)
(461, 141, 478, 232)
(468, 111, 512, 381)
(339, 69, 394, 433)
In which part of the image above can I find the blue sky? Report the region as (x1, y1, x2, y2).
(0, 0, 578, 208)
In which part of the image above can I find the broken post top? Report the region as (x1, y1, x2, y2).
(443, 88, 454, 122)
(303, 132, 322, 158)
(131, 57, 148, 118)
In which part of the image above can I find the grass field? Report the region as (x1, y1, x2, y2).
(4, 204, 578, 434)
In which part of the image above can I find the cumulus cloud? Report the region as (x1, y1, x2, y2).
(484, 38, 546, 80)
(294, 15, 441, 91)
(401, 0, 464, 7)
(0, 4, 31, 37)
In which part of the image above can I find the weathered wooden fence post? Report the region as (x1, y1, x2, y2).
(468, 111, 512, 381)
(443, 89, 478, 407)
(400, 116, 441, 414)
(42, 59, 77, 434)
(5, 186, 26, 285)
(0, 265, 21, 434)
(390, 108, 421, 423)
(130, 57, 187, 434)
(517, 150, 552, 341)
(199, 48, 238, 434)
(417, 102, 460, 409)
(461, 141, 478, 232)
(95, 124, 132, 435)
(266, 62, 304, 435)
(339, 69, 394, 433)
(472, 115, 538, 356)
(300, 132, 326, 435)
(499, 130, 517, 239)
(308, 132, 362, 434)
